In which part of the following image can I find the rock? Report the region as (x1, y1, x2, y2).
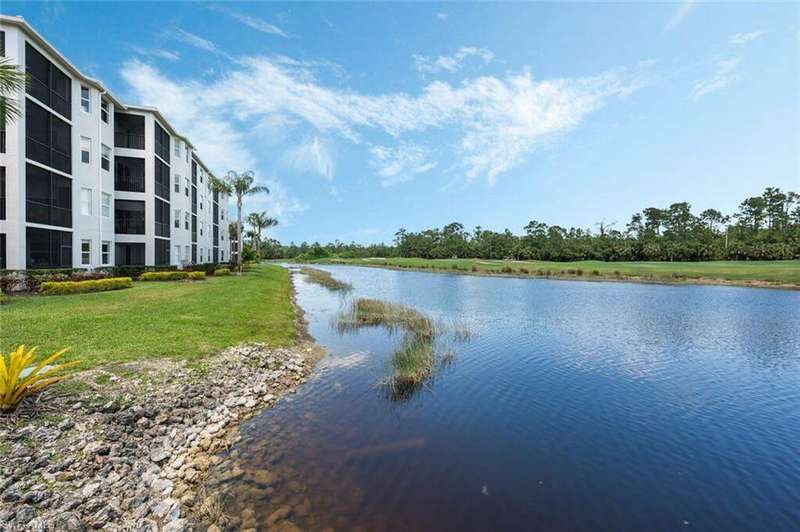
(23, 490, 47, 504)
(81, 482, 100, 498)
(135, 518, 158, 532)
(51, 512, 85, 531)
(15, 505, 35, 524)
(266, 505, 292, 526)
(149, 447, 168, 464)
(163, 518, 188, 532)
(27, 517, 49, 531)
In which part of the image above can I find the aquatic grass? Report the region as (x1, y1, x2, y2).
(299, 267, 353, 292)
(335, 299, 436, 342)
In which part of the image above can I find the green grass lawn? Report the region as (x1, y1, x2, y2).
(313, 257, 800, 285)
(0, 264, 296, 370)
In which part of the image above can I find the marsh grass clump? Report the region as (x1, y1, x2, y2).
(519, 267, 530, 274)
(501, 266, 513, 274)
(471, 265, 478, 272)
(592, 269, 601, 276)
(299, 267, 353, 292)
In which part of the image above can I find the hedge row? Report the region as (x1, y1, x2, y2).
(40, 277, 133, 296)
(139, 271, 207, 282)
(214, 268, 231, 276)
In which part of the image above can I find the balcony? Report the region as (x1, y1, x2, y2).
(114, 132, 145, 150)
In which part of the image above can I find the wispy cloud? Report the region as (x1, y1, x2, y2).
(211, 6, 289, 38)
(283, 136, 335, 180)
(133, 47, 180, 62)
(413, 47, 494, 75)
(122, 52, 644, 186)
(369, 143, 437, 186)
(664, 0, 695, 32)
(729, 30, 766, 45)
(436, 12, 449, 22)
(174, 29, 219, 53)
(691, 57, 741, 100)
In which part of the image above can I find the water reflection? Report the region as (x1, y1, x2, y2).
(204, 265, 800, 531)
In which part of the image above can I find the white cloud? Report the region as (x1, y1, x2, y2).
(691, 58, 741, 100)
(413, 47, 494, 75)
(122, 53, 643, 186)
(174, 29, 219, 53)
(436, 12, 449, 21)
(133, 47, 180, 62)
(369, 143, 437, 186)
(664, 0, 695, 32)
(211, 6, 289, 38)
(245, 178, 308, 224)
(283, 136, 335, 180)
(729, 30, 766, 45)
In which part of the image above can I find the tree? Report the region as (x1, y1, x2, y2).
(246, 211, 279, 258)
(210, 171, 269, 273)
(699, 209, 725, 233)
(0, 58, 26, 126)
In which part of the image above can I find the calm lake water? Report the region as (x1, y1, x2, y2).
(207, 265, 800, 531)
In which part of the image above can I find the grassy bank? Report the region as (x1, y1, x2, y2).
(309, 257, 800, 287)
(0, 264, 296, 370)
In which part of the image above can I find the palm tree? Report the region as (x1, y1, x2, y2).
(210, 171, 269, 273)
(246, 211, 279, 258)
(0, 58, 27, 126)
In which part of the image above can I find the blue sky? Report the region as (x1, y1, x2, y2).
(8, 1, 799, 244)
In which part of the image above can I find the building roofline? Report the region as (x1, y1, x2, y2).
(2, 14, 224, 183)
(1, 14, 127, 109)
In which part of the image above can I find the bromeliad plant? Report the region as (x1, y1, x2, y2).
(0, 345, 77, 412)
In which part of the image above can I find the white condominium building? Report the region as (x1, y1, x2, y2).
(0, 15, 229, 270)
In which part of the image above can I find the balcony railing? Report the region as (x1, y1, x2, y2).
(26, 137, 71, 174)
(114, 173, 145, 193)
(114, 132, 145, 150)
(115, 212, 145, 234)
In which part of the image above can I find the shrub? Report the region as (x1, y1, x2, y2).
(1, 269, 110, 293)
(214, 268, 231, 276)
(519, 267, 530, 274)
(1, 345, 78, 412)
(537, 269, 545, 276)
(188, 271, 206, 280)
(471, 265, 478, 272)
(576, 269, 583, 276)
(140, 271, 190, 281)
(501, 266, 514, 274)
(613, 270, 622, 276)
(592, 269, 601, 276)
(566, 269, 577, 275)
(40, 277, 133, 295)
(451, 264, 459, 270)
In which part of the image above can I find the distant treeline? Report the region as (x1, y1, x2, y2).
(258, 187, 800, 262)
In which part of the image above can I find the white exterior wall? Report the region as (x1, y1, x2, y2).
(0, 15, 230, 270)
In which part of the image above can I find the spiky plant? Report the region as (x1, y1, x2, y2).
(0, 58, 27, 126)
(0, 345, 78, 412)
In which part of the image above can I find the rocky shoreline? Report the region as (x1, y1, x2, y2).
(0, 341, 322, 531)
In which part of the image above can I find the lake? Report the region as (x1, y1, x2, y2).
(206, 265, 800, 531)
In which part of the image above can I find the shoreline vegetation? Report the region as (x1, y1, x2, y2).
(0, 264, 324, 530)
(298, 266, 353, 292)
(304, 257, 800, 290)
(334, 298, 449, 401)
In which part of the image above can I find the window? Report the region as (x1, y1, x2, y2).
(101, 192, 111, 218)
(155, 238, 170, 265)
(26, 99, 71, 173)
(114, 113, 145, 149)
(25, 164, 71, 227)
(185, 147, 189, 163)
(81, 240, 91, 265)
(184, 177, 189, 196)
(174, 209, 181, 229)
(115, 242, 145, 266)
(81, 86, 90, 113)
(185, 245, 190, 260)
(80, 188, 92, 216)
(200, 220, 203, 237)
(114, 156, 145, 192)
(101, 144, 111, 171)
(154, 198, 170, 238)
(0, 167, 5, 220)
(154, 158, 170, 200)
(101, 100, 109, 123)
(115, 200, 145, 234)
(174, 174, 180, 193)
(26, 227, 72, 269)
(101, 241, 110, 264)
(80, 137, 91, 164)
(184, 211, 189, 230)
(175, 245, 181, 262)
(221, 250, 225, 262)
(154, 122, 170, 163)
(25, 43, 72, 119)
(174, 140, 181, 157)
